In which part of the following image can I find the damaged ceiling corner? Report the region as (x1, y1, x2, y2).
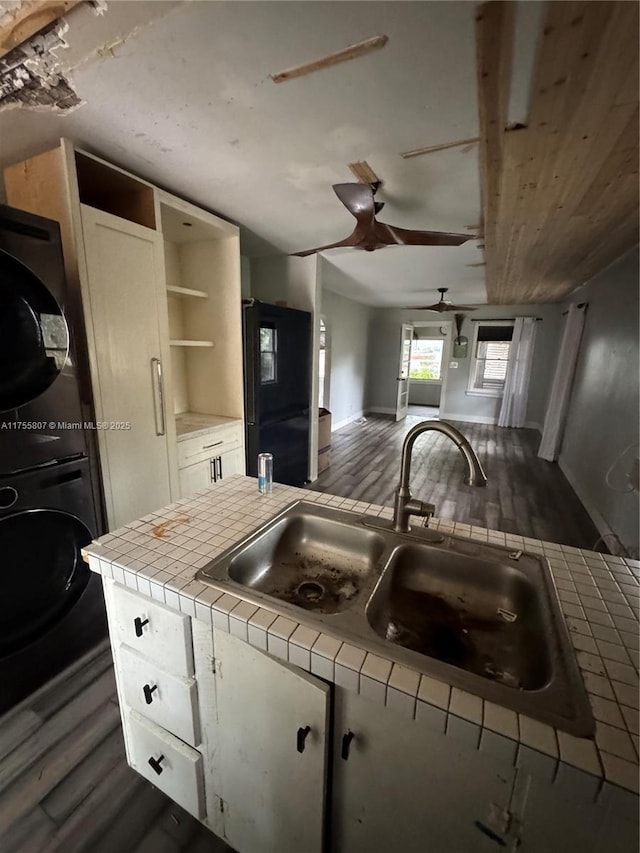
(0, 0, 106, 113)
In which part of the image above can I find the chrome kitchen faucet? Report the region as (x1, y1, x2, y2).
(392, 420, 487, 533)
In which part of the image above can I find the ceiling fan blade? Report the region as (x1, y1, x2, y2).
(333, 183, 376, 223)
(407, 303, 477, 311)
(375, 222, 470, 246)
(291, 223, 371, 257)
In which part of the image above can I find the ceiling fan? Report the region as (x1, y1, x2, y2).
(291, 182, 471, 256)
(407, 287, 477, 312)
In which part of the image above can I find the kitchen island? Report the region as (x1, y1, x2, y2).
(85, 475, 639, 853)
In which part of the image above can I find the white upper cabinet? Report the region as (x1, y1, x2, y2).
(4, 140, 245, 527)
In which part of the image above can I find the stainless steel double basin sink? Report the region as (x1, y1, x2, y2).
(197, 500, 594, 737)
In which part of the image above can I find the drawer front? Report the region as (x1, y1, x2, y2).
(177, 424, 243, 468)
(112, 585, 194, 677)
(128, 710, 205, 820)
(120, 646, 200, 746)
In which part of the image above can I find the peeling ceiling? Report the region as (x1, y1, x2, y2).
(0, 1, 546, 307)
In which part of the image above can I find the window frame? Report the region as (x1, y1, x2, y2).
(466, 320, 514, 398)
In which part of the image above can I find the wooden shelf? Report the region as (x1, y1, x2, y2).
(167, 285, 208, 299)
(170, 339, 214, 348)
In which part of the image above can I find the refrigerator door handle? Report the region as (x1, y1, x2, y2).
(151, 358, 166, 437)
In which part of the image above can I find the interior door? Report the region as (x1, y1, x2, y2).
(80, 206, 171, 528)
(212, 630, 329, 853)
(395, 323, 414, 421)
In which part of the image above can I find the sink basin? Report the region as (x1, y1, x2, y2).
(211, 508, 385, 614)
(367, 544, 552, 691)
(197, 500, 595, 736)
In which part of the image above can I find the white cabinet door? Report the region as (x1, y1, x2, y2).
(217, 445, 245, 479)
(178, 458, 213, 497)
(211, 630, 329, 853)
(80, 205, 172, 529)
(332, 688, 516, 853)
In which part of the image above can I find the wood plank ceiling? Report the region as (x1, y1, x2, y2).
(477, 0, 639, 304)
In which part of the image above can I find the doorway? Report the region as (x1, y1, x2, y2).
(406, 321, 452, 418)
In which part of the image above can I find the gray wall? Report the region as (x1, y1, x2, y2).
(320, 285, 372, 429)
(558, 246, 639, 558)
(365, 304, 562, 426)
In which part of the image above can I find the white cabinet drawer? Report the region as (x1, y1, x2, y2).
(112, 585, 194, 677)
(120, 646, 200, 746)
(177, 423, 242, 469)
(128, 710, 205, 820)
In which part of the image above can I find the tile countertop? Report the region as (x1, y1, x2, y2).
(84, 476, 640, 797)
(174, 412, 242, 441)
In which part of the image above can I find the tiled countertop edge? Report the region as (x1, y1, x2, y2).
(84, 476, 640, 799)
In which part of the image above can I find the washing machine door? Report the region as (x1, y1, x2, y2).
(0, 509, 92, 656)
(0, 250, 69, 412)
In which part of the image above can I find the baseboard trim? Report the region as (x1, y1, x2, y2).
(439, 412, 497, 425)
(332, 411, 365, 431)
(366, 407, 396, 416)
(558, 457, 617, 552)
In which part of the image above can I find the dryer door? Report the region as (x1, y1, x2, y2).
(0, 250, 69, 412)
(0, 508, 92, 656)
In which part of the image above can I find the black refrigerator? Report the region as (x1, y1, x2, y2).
(243, 300, 311, 486)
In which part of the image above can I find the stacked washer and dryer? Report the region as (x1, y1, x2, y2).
(0, 204, 107, 714)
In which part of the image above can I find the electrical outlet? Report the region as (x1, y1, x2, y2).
(629, 457, 640, 493)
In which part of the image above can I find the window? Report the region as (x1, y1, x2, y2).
(259, 324, 276, 383)
(409, 337, 444, 380)
(467, 322, 513, 396)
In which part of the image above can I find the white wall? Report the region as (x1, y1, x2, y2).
(365, 304, 562, 427)
(320, 283, 372, 430)
(558, 247, 639, 558)
(250, 254, 320, 480)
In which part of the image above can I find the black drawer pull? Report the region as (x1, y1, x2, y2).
(296, 725, 311, 753)
(148, 754, 165, 775)
(143, 683, 158, 704)
(341, 730, 355, 761)
(134, 617, 149, 637)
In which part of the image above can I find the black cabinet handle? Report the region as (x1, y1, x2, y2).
(143, 683, 158, 704)
(296, 725, 311, 753)
(134, 617, 149, 637)
(148, 754, 165, 775)
(341, 730, 355, 761)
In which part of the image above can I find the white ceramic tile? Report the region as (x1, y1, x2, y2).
(335, 664, 360, 692)
(311, 651, 334, 681)
(597, 640, 632, 664)
(360, 654, 393, 685)
(449, 688, 483, 725)
(289, 643, 311, 671)
(247, 624, 268, 650)
(599, 752, 640, 794)
(386, 686, 416, 718)
(571, 633, 598, 654)
(479, 730, 517, 765)
(516, 745, 557, 784)
(556, 730, 601, 776)
(446, 714, 480, 750)
(415, 700, 447, 733)
(595, 722, 637, 762)
(229, 600, 259, 624)
(620, 705, 640, 735)
(554, 762, 601, 803)
(268, 615, 297, 642)
(612, 681, 640, 709)
(289, 624, 320, 651)
(590, 694, 626, 729)
(576, 651, 607, 676)
(416, 675, 451, 710)
(582, 671, 615, 700)
(335, 643, 366, 673)
(387, 664, 420, 697)
(312, 633, 342, 661)
(267, 634, 288, 661)
(518, 715, 558, 757)
(483, 701, 519, 740)
(604, 660, 638, 686)
(360, 674, 387, 705)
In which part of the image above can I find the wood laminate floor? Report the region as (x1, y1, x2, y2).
(0, 643, 233, 853)
(310, 414, 603, 550)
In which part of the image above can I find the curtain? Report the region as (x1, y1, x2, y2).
(498, 317, 537, 428)
(538, 304, 586, 461)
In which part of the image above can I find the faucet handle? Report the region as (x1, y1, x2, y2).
(405, 499, 435, 528)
